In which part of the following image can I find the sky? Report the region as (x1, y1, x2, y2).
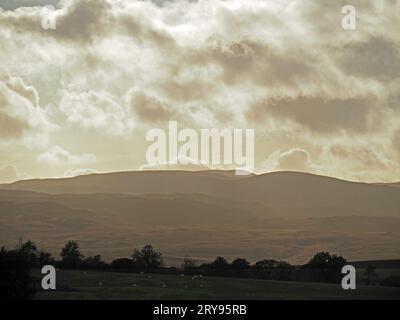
(0, 0, 399, 183)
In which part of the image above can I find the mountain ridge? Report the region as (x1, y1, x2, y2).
(1, 170, 399, 217)
(2, 170, 399, 186)
(1, 170, 400, 263)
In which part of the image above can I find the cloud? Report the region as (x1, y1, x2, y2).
(58, 88, 135, 136)
(49, 0, 112, 44)
(0, 165, 19, 183)
(139, 155, 211, 172)
(64, 167, 98, 177)
(313, 141, 398, 182)
(37, 145, 96, 165)
(0, 73, 55, 145)
(126, 90, 177, 124)
(326, 143, 391, 171)
(0, 111, 29, 139)
(0, 0, 399, 182)
(247, 95, 374, 134)
(0, 1, 59, 11)
(336, 36, 400, 81)
(0, 164, 31, 183)
(262, 148, 312, 173)
(394, 130, 400, 155)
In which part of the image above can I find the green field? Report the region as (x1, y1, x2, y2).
(33, 269, 400, 300)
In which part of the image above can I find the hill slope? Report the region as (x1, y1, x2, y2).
(1, 171, 400, 264)
(1, 170, 400, 217)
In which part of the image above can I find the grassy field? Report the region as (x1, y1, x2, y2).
(33, 269, 400, 300)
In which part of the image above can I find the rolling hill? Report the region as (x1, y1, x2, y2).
(1, 170, 400, 217)
(0, 170, 399, 264)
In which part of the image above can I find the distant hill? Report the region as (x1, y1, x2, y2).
(1, 170, 400, 264)
(1, 170, 400, 217)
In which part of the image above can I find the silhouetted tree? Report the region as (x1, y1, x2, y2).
(232, 258, 250, 270)
(131, 245, 164, 269)
(275, 261, 295, 280)
(254, 259, 279, 269)
(84, 255, 107, 269)
(254, 259, 277, 278)
(230, 258, 250, 277)
(210, 256, 229, 269)
(302, 251, 347, 283)
(253, 259, 294, 280)
(110, 258, 134, 269)
(16, 240, 39, 267)
(37, 250, 55, 267)
(181, 256, 197, 271)
(60, 240, 84, 269)
(0, 247, 36, 300)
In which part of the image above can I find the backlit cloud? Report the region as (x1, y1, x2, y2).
(37, 145, 96, 165)
(0, 0, 398, 182)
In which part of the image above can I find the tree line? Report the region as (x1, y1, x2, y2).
(1, 239, 398, 300)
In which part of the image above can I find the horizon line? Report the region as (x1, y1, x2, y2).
(2, 169, 400, 186)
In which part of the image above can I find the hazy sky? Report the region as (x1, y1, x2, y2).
(0, 0, 399, 183)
